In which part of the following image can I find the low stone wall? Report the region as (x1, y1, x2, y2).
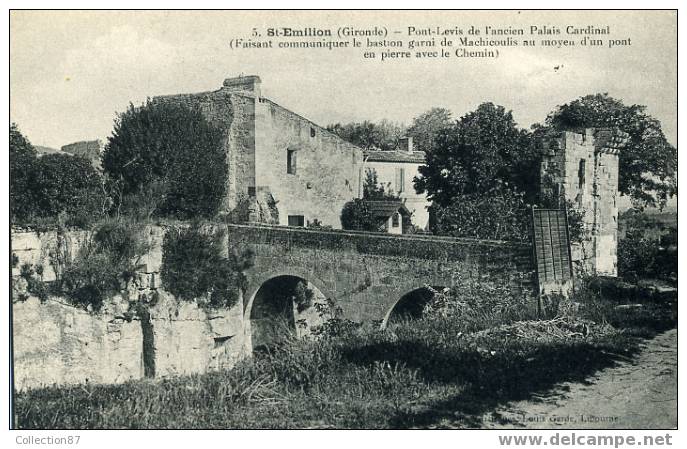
(12, 297, 143, 391)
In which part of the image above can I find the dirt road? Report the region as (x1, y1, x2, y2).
(480, 328, 677, 429)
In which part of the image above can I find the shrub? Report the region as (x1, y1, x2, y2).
(17, 263, 48, 302)
(422, 275, 535, 332)
(429, 182, 530, 242)
(160, 225, 254, 309)
(57, 220, 150, 311)
(340, 199, 382, 232)
(103, 100, 227, 219)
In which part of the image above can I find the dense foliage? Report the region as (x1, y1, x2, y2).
(102, 100, 227, 219)
(541, 93, 677, 209)
(10, 124, 104, 227)
(160, 225, 254, 309)
(327, 120, 405, 151)
(57, 220, 151, 311)
(405, 107, 453, 153)
(429, 183, 530, 242)
(617, 210, 677, 280)
(10, 123, 38, 222)
(412, 103, 538, 241)
(414, 102, 538, 206)
(340, 199, 381, 232)
(32, 154, 106, 227)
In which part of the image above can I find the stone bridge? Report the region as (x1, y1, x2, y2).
(11, 224, 537, 388)
(226, 224, 536, 348)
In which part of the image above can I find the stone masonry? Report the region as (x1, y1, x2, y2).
(155, 76, 364, 228)
(539, 128, 628, 276)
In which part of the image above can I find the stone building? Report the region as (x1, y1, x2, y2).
(362, 137, 431, 230)
(539, 128, 628, 276)
(155, 75, 364, 229)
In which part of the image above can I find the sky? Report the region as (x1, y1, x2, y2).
(10, 10, 677, 149)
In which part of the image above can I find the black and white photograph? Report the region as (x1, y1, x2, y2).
(4, 6, 680, 441)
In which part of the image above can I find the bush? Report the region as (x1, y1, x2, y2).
(57, 220, 150, 311)
(430, 182, 530, 242)
(340, 199, 382, 232)
(160, 225, 254, 309)
(17, 263, 48, 302)
(103, 100, 227, 219)
(422, 275, 536, 332)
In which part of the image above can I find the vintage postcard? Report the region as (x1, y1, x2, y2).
(5, 6, 679, 443)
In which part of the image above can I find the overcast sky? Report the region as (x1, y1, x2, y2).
(10, 10, 676, 149)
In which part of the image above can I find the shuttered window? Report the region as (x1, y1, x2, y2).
(395, 167, 405, 193)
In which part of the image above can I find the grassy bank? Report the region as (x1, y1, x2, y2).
(14, 286, 676, 429)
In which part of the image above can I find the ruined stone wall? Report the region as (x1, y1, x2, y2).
(252, 98, 364, 228)
(11, 227, 248, 390)
(539, 129, 624, 276)
(154, 77, 366, 227)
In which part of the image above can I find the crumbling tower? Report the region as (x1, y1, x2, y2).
(539, 128, 629, 276)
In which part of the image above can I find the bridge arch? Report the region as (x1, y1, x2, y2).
(244, 270, 332, 352)
(382, 285, 446, 327)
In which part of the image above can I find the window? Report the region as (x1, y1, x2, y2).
(310, 127, 316, 137)
(578, 159, 586, 190)
(392, 213, 400, 228)
(287, 149, 297, 174)
(395, 167, 405, 193)
(288, 215, 305, 227)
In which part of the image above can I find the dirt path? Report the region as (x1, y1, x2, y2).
(479, 328, 677, 429)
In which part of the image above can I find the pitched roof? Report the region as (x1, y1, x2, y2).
(366, 201, 411, 218)
(364, 150, 426, 164)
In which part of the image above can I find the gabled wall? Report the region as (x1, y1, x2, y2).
(252, 98, 363, 228)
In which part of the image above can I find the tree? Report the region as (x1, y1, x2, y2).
(327, 120, 406, 151)
(10, 123, 38, 222)
(362, 168, 399, 200)
(10, 123, 104, 227)
(542, 93, 677, 209)
(32, 154, 105, 226)
(102, 100, 227, 219)
(406, 107, 453, 153)
(414, 102, 538, 207)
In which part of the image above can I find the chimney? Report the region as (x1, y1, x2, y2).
(223, 75, 261, 97)
(399, 136, 413, 153)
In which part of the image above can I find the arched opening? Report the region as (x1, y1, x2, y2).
(249, 275, 326, 352)
(386, 286, 443, 325)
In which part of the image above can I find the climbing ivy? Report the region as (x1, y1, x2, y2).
(160, 225, 254, 309)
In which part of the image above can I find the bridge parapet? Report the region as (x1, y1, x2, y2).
(226, 223, 532, 266)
